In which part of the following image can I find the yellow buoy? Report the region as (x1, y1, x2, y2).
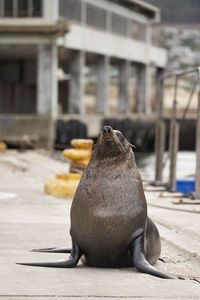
(71, 139, 94, 149)
(56, 173, 82, 180)
(71, 157, 90, 168)
(44, 178, 80, 199)
(62, 148, 91, 161)
(45, 139, 94, 199)
(0, 142, 7, 152)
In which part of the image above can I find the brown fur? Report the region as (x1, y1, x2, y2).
(70, 127, 160, 268)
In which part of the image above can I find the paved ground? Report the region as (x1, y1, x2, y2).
(0, 150, 200, 299)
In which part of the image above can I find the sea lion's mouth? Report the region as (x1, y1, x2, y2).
(103, 136, 113, 142)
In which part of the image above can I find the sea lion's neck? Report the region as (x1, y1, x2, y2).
(90, 147, 136, 169)
(93, 140, 131, 160)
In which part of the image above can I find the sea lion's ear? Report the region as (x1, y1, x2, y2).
(129, 143, 136, 149)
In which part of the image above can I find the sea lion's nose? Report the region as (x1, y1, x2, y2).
(103, 126, 112, 134)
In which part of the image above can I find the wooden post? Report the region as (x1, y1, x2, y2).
(169, 76, 179, 192)
(155, 68, 166, 184)
(195, 69, 200, 197)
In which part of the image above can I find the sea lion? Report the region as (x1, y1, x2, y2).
(18, 126, 173, 279)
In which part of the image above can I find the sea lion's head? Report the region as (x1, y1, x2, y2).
(93, 126, 135, 160)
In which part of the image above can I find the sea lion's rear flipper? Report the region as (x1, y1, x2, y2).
(31, 247, 71, 253)
(130, 236, 174, 279)
(17, 240, 81, 268)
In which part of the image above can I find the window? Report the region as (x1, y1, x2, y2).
(111, 13, 127, 36)
(4, 0, 13, 17)
(18, 0, 28, 17)
(132, 22, 147, 42)
(1, 61, 21, 83)
(59, 0, 81, 22)
(33, 0, 41, 17)
(86, 4, 106, 30)
(0, 0, 42, 17)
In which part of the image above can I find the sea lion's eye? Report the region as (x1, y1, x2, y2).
(115, 131, 124, 143)
(115, 130, 122, 137)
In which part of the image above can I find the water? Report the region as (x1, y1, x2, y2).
(135, 151, 196, 182)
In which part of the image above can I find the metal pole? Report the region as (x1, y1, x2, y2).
(155, 68, 166, 184)
(169, 75, 180, 192)
(163, 68, 199, 81)
(195, 68, 200, 197)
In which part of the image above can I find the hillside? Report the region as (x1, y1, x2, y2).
(145, 0, 200, 24)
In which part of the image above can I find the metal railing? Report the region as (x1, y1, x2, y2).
(155, 66, 200, 198)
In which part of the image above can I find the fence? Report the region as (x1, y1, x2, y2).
(155, 66, 200, 198)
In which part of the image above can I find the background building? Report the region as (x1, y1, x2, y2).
(0, 0, 167, 148)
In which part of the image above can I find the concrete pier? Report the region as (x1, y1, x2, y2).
(96, 55, 110, 114)
(119, 59, 130, 113)
(36, 44, 58, 148)
(68, 50, 86, 114)
(136, 63, 151, 114)
(37, 44, 58, 118)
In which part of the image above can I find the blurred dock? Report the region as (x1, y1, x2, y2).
(0, 0, 167, 149)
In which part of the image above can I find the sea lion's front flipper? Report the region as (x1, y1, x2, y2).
(130, 236, 174, 279)
(17, 240, 81, 268)
(31, 247, 71, 253)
